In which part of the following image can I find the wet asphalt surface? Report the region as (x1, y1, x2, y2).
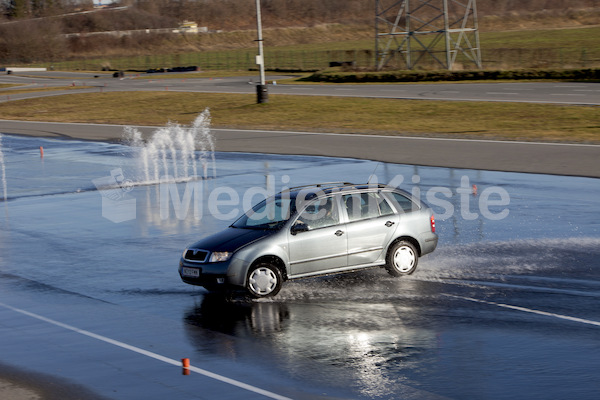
(0, 132, 599, 399)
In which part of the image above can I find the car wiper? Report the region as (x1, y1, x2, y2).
(251, 222, 284, 230)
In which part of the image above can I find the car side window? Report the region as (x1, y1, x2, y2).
(378, 193, 395, 216)
(296, 196, 340, 230)
(343, 192, 393, 222)
(387, 191, 419, 213)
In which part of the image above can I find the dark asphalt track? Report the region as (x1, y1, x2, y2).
(1, 72, 600, 105)
(1, 72, 599, 178)
(1, 119, 599, 178)
(1, 136, 599, 400)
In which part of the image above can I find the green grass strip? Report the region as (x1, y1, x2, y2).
(0, 91, 597, 143)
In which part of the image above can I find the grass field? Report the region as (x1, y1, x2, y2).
(0, 91, 597, 143)
(3, 23, 598, 144)
(0, 86, 93, 95)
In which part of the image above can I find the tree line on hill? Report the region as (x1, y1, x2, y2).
(1, 0, 598, 64)
(2, 0, 599, 27)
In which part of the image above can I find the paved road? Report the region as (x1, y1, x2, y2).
(1, 71, 599, 179)
(1, 137, 599, 400)
(1, 73, 599, 399)
(2, 72, 599, 179)
(1, 119, 599, 178)
(1, 72, 600, 105)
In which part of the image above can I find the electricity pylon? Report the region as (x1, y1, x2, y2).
(375, 0, 482, 70)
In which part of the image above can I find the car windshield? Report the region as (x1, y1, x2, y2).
(232, 196, 297, 230)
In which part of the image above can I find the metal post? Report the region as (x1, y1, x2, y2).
(374, 0, 379, 68)
(406, 0, 411, 70)
(255, 0, 268, 103)
(471, 0, 483, 69)
(443, 0, 452, 70)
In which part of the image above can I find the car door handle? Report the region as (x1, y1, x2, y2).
(385, 221, 395, 227)
(335, 230, 344, 236)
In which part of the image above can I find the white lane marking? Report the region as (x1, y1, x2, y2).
(0, 301, 292, 400)
(209, 127, 600, 148)
(444, 295, 600, 327)
(435, 278, 600, 298)
(2, 119, 600, 148)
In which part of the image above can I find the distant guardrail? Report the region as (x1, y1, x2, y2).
(2, 67, 48, 73)
(64, 26, 209, 39)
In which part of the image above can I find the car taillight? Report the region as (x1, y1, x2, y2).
(430, 214, 436, 233)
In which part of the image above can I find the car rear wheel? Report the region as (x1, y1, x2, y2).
(386, 240, 418, 276)
(247, 263, 283, 298)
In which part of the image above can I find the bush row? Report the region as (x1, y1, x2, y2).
(299, 68, 600, 83)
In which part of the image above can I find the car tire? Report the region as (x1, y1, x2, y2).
(386, 240, 418, 277)
(246, 263, 283, 298)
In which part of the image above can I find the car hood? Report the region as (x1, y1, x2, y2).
(188, 227, 275, 253)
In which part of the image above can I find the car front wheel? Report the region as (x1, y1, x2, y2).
(386, 240, 418, 276)
(246, 263, 283, 298)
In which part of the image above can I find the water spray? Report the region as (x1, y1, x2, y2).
(125, 108, 216, 185)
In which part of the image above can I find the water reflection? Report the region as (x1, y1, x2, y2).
(0, 133, 597, 399)
(183, 274, 443, 398)
(1, 134, 597, 245)
(180, 233, 600, 399)
(0, 133, 7, 202)
(185, 293, 290, 337)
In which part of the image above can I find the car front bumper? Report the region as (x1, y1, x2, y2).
(179, 257, 246, 289)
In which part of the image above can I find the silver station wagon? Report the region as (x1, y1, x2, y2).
(179, 182, 438, 298)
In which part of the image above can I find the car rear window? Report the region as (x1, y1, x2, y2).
(386, 191, 420, 213)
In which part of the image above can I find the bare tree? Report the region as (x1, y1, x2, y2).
(0, 19, 66, 62)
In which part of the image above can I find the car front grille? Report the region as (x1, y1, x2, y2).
(184, 249, 209, 262)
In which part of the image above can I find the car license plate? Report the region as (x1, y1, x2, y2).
(182, 267, 200, 278)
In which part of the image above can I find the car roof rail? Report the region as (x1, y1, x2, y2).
(284, 182, 355, 192)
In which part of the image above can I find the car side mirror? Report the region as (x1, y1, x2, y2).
(291, 222, 309, 235)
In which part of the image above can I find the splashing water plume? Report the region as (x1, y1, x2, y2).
(125, 109, 216, 184)
(0, 133, 7, 202)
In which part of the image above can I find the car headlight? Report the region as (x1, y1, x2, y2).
(209, 251, 232, 263)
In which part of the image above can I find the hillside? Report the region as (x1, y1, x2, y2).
(1, 0, 599, 64)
